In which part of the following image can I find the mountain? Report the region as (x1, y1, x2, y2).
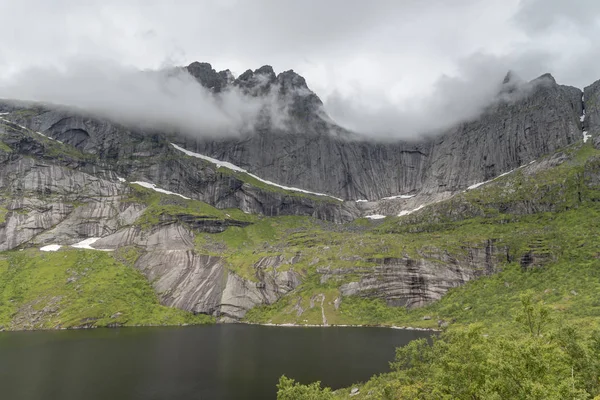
(0, 62, 598, 329)
(183, 64, 583, 202)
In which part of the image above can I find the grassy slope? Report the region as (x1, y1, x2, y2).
(274, 144, 600, 399)
(242, 142, 600, 333)
(0, 249, 213, 330)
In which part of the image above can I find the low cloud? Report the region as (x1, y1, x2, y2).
(0, 54, 568, 142)
(324, 53, 551, 140)
(0, 59, 290, 137)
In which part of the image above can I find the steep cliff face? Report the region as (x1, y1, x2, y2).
(422, 76, 583, 194)
(0, 109, 356, 223)
(0, 65, 587, 206)
(185, 67, 583, 200)
(584, 78, 600, 137)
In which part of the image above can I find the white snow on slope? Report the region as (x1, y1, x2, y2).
(382, 194, 415, 200)
(72, 237, 100, 249)
(365, 214, 386, 220)
(584, 131, 591, 143)
(355, 199, 369, 203)
(467, 168, 518, 190)
(117, 176, 127, 183)
(72, 237, 113, 251)
(171, 143, 344, 202)
(132, 181, 191, 200)
(40, 244, 61, 252)
(398, 204, 425, 217)
(467, 181, 487, 190)
(0, 116, 63, 143)
(466, 161, 536, 191)
(397, 161, 538, 218)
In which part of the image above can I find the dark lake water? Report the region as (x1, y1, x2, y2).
(0, 324, 431, 400)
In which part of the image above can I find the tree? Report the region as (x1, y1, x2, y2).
(516, 291, 551, 337)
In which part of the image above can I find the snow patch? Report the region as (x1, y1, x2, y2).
(398, 204, 425, 217)
(71, 238, 100, 249)
(72, 237, 113, 251)
(466, 164, 531, 191)
(117, 177, 126, 183)
(584, 131, 591, 143)
(171, 143, 344, 202)
(132, 181, 191, 200)
(382, 194, 415, 200)
(0, 117, 60, 142)
(365, 214, 386, 220)
(355, 199, 369, 203)
(467, 181, 486, 190)
(40, 244, 61, 252)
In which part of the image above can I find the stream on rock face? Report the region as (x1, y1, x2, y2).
(0, 324, 431, 400)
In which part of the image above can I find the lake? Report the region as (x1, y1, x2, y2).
(0, 324, 431, 399)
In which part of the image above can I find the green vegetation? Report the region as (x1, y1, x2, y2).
(280, 296, 600, 399)
(277, 376, 334, 399)
(243, 143, 600, 332)
(0, 249, 213, 330)
(269, 143, 600, 398)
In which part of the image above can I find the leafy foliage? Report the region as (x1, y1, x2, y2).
(286, 302, 600, 400)
(277, 376, 334, 400)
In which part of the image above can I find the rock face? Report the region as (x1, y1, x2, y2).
(584, 79, 600, 136)
(131, 240, 300, 320)
(1, 66, 587, 206)
(184, 71, 584, 200)
(0, 109, 355, 223)
(319, 240, 506, 308)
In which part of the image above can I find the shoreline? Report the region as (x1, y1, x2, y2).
(243, 321, 440, 332)
(0, 320, 441, 333)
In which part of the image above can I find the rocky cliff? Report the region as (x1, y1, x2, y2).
(184, 65, 585, 201)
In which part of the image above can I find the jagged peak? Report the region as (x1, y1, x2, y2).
(277, 70, 308, 89)
(254, 65, 276, 77)
(532, 72, 556, 85)
(187, 61, 213, 70)
(503, 70, 522, 85)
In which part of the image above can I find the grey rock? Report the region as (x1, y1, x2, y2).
(132, 248, 301, 320)
(185, 62, 232, 93)
(187, 72, 583, 201)
(584, 79, 600, 136)
(321, 241, 505, 308)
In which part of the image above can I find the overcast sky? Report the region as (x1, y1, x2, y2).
(0, 0, 598, 138)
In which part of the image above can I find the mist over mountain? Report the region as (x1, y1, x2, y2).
(0, 57, 556, 141)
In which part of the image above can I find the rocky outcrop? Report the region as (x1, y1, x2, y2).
(318, 240, 507, 308)
(131, 244, 301, 320)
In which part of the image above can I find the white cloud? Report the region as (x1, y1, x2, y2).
(0, 0, 598, 139)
